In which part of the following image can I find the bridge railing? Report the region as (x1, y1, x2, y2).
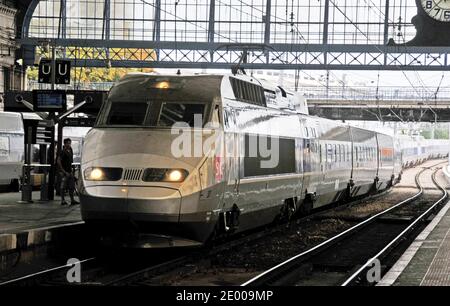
(301, 86, 450, 102)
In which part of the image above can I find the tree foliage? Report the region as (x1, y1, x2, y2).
(420, 129, 449, 139)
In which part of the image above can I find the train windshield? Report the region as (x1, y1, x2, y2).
(97, 100, 209, 128)
(157, 103, 205, 127)
(106, 102, 148, 126)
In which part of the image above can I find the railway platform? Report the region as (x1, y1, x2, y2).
(0, 191, 82, 255)
(379, 167, 450, 286)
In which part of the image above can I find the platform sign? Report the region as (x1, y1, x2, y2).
(38, 59, 71, 84)
(63, 117, 96, 127)
(35, 120, 54, 145)
(33, 90, 67, 112)
(23, 119, 55, 145)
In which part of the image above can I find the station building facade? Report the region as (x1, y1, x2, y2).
(0, 0, 20, 110)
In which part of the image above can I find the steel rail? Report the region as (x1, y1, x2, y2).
(0, 257, 96, 286)
(341, 166, 448, 286)
(242, 162, 446, 286)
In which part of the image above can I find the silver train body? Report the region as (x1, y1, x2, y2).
(397, 135, 449, 168)
(0, 112, 24, 190)
(79, 73, 449, 247)
(0, 112, 88, 191)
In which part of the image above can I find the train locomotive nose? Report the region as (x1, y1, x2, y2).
(80, 185, 182, 223)
(127, 186, 182, 223)
(80, 185, 209, 247)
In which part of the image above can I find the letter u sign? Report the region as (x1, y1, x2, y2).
(42, 64, 51, 75)
(58, 63, 68, 76)
(38, 59, 71, 84)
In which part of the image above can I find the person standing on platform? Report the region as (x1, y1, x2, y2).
(57, 138, 79, 206)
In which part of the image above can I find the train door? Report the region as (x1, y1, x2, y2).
(375, 134, 381, 180)
(310, 122, 321, 190)
(221, 107, 240, 230)
(301, 123, 311, 196)
(301, 120, 319, 208)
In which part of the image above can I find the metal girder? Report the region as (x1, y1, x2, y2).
(153, 0, 161, 42)
(264, 0, 271, 45)
(208, 0, 215, 43)
(383, 0, 390, 46)
(102, 0, 110, 41)
(17, 38, 450, 70)
(15, 0, 450, 71)
(58, 0, 66, 39)
(22, 39, 450, 53)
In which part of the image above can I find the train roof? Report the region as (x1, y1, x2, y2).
(110, 73, 223, 103)
(115, 73, 309, 115)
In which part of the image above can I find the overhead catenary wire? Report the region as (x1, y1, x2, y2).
(328, 0, 424, 95)
(362, 0, 432, 97)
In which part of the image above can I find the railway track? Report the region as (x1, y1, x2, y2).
(1, 161, 446, 286)
(0, 187, 391, 286)
(242, 162, 448, 286)
(0, 189, 392, 286)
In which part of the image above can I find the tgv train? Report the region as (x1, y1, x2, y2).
(397, 135, 448, 168)
(79, 73, 449, 248)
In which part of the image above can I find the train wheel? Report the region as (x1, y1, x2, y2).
(299, 194, 314, 216)
(278, 198, 297, 223)
(343, 183, 352, 203)
(370, 177, 379, 194)
(387, 175, 395, 189)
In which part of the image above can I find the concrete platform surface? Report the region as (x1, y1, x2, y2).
(0, 191, 81, 235)
(379, 197, 450, 286)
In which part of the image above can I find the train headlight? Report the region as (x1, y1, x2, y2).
(84, 167, 123, 181)
(142, 168, 189, 183)
(156, 81, 170, 89)
(89, 168, 104, 180)
(167, 170, 184, 182)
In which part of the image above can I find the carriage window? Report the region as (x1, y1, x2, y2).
(158, 103, 206, 127)
(320, 144, 323, 163)
(326, 144, 331, 163)
(334, 145, 337, 162)
(106, 102, 149, 125)
(337, 145, 341, 162)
